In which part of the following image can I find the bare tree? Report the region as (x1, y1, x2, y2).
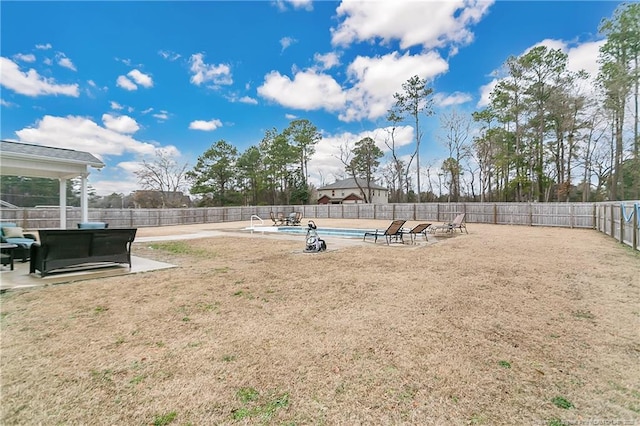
(383, 110, 410, 202)
(134, 149, 190, 208)
(392, 75, 434, 201)
(438, 109, 472, 202)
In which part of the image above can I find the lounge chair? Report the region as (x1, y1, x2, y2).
(402, 223, 432, 244)
(287, 211, 303, 226)
(270, 211, 285, 226)
(429, 213, 468, 234)
(284, 211, 303, 226)
(363, 219, 407, 244)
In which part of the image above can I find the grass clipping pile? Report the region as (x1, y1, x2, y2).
(1, 224, 639, 424)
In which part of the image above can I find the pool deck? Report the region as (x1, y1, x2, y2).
(0, 218, 440, 291)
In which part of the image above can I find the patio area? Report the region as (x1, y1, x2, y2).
(0, 219, 440, 291)
(0, 255, 176, 291)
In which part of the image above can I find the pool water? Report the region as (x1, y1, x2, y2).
(247, 226, 375, 238)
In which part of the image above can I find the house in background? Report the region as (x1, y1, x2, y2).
(317, 177, 388, 204)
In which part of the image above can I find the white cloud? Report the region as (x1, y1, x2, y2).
(189, 119, 223, 131)
(116, 75, 137, 91)
(102, 113, 140, 134)
(285, 113, 298, 120)
(258, 69, 346, 111)
(189, 53, 232, 87)
(158, 50, 181, 61)
(14, 53, 36, 63)
(153, 111, 169, 121)
(1, 98, 16, 107)
(115, 57, 132, 66)
(127, 69, 153, 88)
(35, 43, 52, 50)
(273, 0, 313, 12)
(110, 101, 124, 110)
(258, 50, 448, 122)
(85, 80, 107, 97)
(523, 38, 606, 79)
(566, 40, 606, 78)
(477, 79, 497, 108)
(56, 53, 77, 71)
(12, 115, 186, 196)
(340, 51, 449, 121)
(331, 0, 493, 50)
(0, 57, 79, 97)
(434, 91, 473, 107)
(88, 174, 138, 196)
(238, 96, 258, 105)
(280, 36, 297, 52)
(289, 0, 313, 10)
(528, 38, 566, 54)
(141, 107, 153, 114)
(15, 115, 156, 158)
(307, 125, 414, 186)
(314, 52, 340, 70)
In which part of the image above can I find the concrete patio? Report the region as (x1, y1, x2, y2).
(0, 255, 176, 292)
(0, 219, 437, 292)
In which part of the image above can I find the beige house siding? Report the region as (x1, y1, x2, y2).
(317, 178, 388, 204)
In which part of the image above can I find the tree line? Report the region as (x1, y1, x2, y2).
(1, 4, 637, 207)
(466, 2, 639, 203)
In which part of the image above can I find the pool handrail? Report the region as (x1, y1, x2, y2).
(250, 215, 264, 234)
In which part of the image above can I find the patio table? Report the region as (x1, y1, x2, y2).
(1, 243, 18, 271)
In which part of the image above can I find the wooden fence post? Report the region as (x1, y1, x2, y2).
(610, 204, 614, 238)
(619, 204, 624, 244)
(633, 205, 638, 251)
(493, 204, 497, 224)
(570, 204, 574, 229)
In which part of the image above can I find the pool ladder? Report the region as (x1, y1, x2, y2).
(250, 215, 264, 234)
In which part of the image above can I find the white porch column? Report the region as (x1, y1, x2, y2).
(81, 173, 89, 223)
(59, 178, 67, 229)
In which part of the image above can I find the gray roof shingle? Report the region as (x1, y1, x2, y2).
(318, 177, 386, 191)
(0, 140, 104, 167)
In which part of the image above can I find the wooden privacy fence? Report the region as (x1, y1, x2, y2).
(1, 201, 638, 251)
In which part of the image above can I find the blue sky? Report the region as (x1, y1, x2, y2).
(0, 1, 622, 196)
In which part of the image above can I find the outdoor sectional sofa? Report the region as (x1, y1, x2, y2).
(30, 228, 137, 277)
(0, 222, 37, 262)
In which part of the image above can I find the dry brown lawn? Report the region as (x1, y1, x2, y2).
(1, 220, 639, 425)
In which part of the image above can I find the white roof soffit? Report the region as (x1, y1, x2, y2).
(0, 155, 94, 179)
(0, 141, 104, 179)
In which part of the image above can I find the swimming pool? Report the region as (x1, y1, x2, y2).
(246, 226, 375, 238)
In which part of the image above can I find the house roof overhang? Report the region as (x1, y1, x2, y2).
(0, 140, 104, 179)
(343, 193, 364, 201)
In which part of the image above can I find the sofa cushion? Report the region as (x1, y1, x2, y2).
(2, 226, 24, 238)
(6, 236, 35, 243)
(0, 223, 17, 238)
(77, 222, 108, 229)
